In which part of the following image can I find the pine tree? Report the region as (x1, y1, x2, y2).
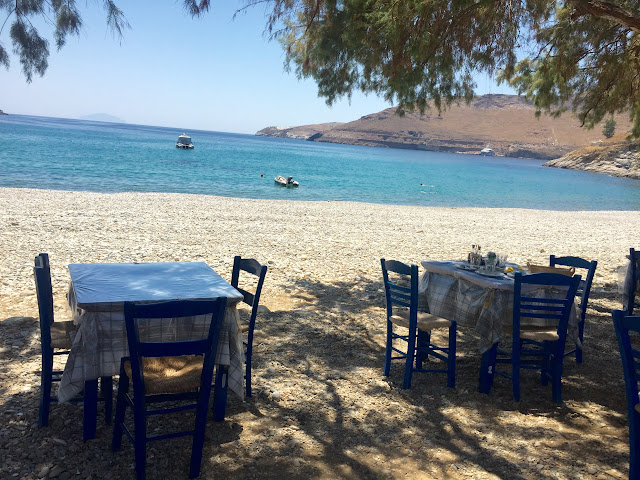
(603, 119, 617, 139)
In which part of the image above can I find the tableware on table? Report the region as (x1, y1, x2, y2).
(486, 252, 497, 272)
(457, 263, 479, 271)
(476, 268, 506, 278)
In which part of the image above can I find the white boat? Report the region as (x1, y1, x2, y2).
(275, 175, 299, 187)
(480, 146, 495, 156)
(176, 133, 194, 149)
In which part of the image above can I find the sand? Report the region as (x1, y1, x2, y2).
(1, 187, 639, 479)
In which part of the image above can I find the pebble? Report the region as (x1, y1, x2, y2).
(49, 466, 64, 478)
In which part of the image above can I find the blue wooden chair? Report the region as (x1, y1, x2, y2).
(230, 256, 268, 398)
(487, 272, 580, 403)
(381, 259, 456, 389)
(626, 248, 640, 316)
(112, 298, 227, 480)
(34, 253, 112, 441)
(550, 255, 597, 363)
(612, 310, 640, 479)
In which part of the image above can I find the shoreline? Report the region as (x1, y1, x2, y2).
(2, 187, 637, 319)
(0, 185, 636, 213)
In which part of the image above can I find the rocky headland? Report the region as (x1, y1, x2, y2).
(257, 94, 637, 178)
(0, 109, 7, 115)
(544, 139, 640, 179)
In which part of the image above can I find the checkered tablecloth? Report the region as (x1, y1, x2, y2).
(58, 263, 245, 403)
(419, 261, 580, 354)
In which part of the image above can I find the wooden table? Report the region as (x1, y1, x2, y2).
(61, 262, 244, 439)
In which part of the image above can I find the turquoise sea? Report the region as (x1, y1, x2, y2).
(1, 114, 639, 210)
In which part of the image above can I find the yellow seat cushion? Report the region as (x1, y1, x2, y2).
(124, 356, 204, 395)
(504, 326, 559, 342)
(50, 321, 74, 349)
(390, 310, 451, 331)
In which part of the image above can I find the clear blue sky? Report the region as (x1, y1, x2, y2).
(0, 2, 516, 134)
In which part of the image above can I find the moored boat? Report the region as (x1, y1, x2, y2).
(176, 134, 194, 149)
(480, 146, 495, 156)
(275, 175, 299, 187)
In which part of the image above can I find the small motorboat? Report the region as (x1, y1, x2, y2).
(176, 133, 194, 149)
(275, 175, 299, 187)
(479, 146, 495, 156)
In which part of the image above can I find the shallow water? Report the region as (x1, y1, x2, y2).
(1, 114, 638, 210)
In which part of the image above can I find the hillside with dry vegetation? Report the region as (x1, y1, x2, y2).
(257, 95, 631, 161)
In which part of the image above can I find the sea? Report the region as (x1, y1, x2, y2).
(1, 114, 639, 211)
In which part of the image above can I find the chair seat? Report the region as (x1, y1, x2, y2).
(50, 321, 75, 349)
(635, 403, 640, 415)
(124, 356, 204, 395)
(390, 310, 451, 331)
(504, 326, 560, 342)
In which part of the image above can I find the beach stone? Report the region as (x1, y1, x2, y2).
(49, 466, 64, 478)
(37, 466, 50, 478)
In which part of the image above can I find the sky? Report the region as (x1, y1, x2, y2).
(1, 2, 516, 134)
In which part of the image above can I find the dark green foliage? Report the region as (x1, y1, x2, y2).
(10, 20, 48, 82)
(603, 118, 617, 138)
(0, 0, 128, 82)
(261, 0, 640, 136)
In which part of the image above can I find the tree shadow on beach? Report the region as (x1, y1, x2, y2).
(0, 284, 631, 479)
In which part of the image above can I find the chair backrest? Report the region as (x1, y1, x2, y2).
(381, 258, 418, 318)
(513, 272, 581, 353)
(549, 255, 597, 318)
(612, 310, 640, 425)
(34, 253, 54, 354)
(123, 298, 227, 395)
(231, 256, 268, 312)
(628, 248, 640, 316)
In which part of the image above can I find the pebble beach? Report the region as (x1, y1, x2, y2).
(1, 187, 640, 479)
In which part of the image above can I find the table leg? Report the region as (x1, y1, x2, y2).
(83, 379, 98, 442)
(213, 365, 228, 422)
(478, 344, 498, 394)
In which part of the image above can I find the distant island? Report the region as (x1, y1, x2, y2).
(0, 109, 7, 115)
(79, 113, 125, 123)
(257, 94, 638, 178)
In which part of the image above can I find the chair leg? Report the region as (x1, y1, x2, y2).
(402, 328, 417, 389)
(447, 323, 456, 389)
(112, 370, 129, 452)
(415, 330, 430, 369)
(133, 397, 147, 480)
(512, 344, 521, 402)
(576, 320, 585, 364)
(630, 412, 640, 480)
(551, 357, 563, 404)
(38, 355, 53, 427)
(83, 379, 98, 442)
(245, 353, 252, 398)
(383, 320, 393, 377)
(213, 366, 228, 422)
(479, 344, 497, 394)
(189, 390, 211, 478)
(100, 376, 113, 424)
